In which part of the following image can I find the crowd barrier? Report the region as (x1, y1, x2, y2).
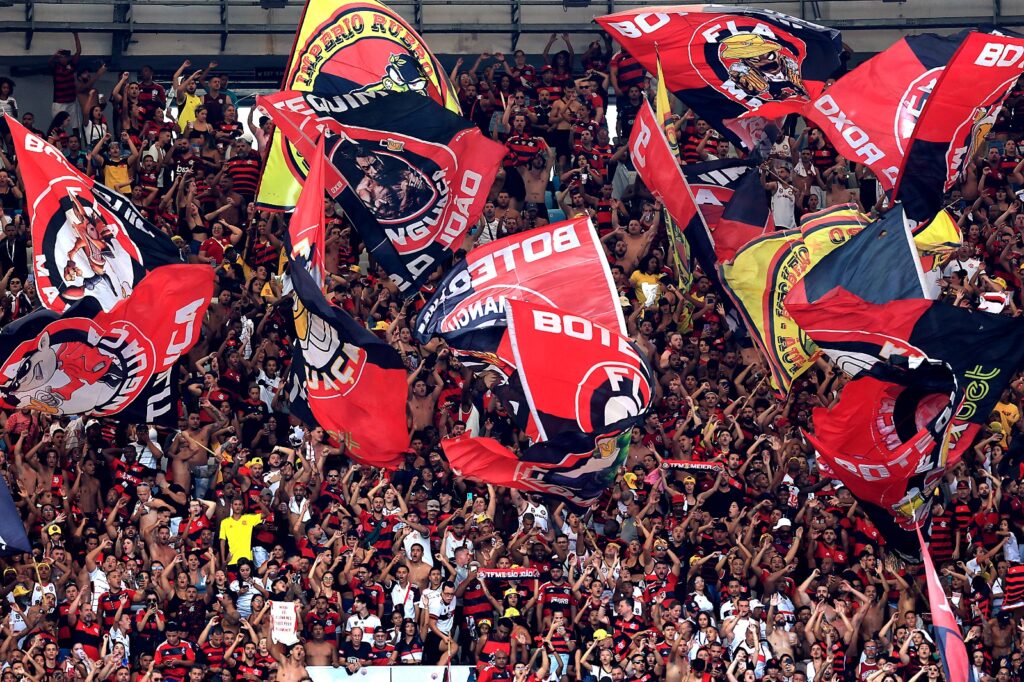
(307, 665, 476, 682)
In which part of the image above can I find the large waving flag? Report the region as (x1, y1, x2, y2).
(653, 54, 692, 291)
(808, 362, 959, 562)
(0, 265, 211, 426)
(597, 6, 843, 149)
(719, 204, 871, 393)
(256, 0, 460, 211)
(260, 90, 504, 297)
(443, 300, 654, 506)
(0, 477, 31, 556)
(9, 117, 185, 314)
(414, 217, 624, 350)
(630, 98, 722, 290)
(788, 205, 928, 307)
(917, 525, 974, 682)
(758, 32, 968, 192)
(896, 31, 1024, 221)
(287, 255, 409, 469)
(786, 286, 1024, 426)
(288, 134, 329, 284)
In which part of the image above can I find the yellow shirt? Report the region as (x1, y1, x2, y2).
(218, 513, 262, 562)
(177, 92, 201, 132)
(629, 270, 662, 307)
(103, 158, 131, 193)
(994, 401, 1020, 446)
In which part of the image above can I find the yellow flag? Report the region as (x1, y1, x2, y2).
(255, 0, 460, 211)
(720, 205, 872, 394)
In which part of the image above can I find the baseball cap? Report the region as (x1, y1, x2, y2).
(774, 518, 792, 531)
(373, 321, 389, 331)
(593, 629, 612, 641)
(248, 457, 264, 468)
(348, 265, 361, 273)
(46, 524, 62, 536)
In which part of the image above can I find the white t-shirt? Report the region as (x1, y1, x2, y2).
(390, 581, 419, 620)
(346, 614, 381, 643)
(443, 533, 474, 560)
(428, 594, 457, 635)
(520, 502, 550, 531)
(771, 184, 797, 229)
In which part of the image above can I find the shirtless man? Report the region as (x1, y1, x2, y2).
(131, 483, 176, 539)
(274, 642, 309, 682)
(518, 148, 555, 207)
(70, 458, 103, 516)
(168, 400, 225, 493)
(403, 544, 432, 588)
(145, 524, 179, 567)
(407, 362, 443, 432)
(602, 201, 660, 273)
(304, 623, 337, 667)
(985, 611, 1015, 659)
(824, 161, 862, 209)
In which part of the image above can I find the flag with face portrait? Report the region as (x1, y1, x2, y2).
(259, 89, 505, 298)
(597, 6, 843, 149)
(9, 117, 185, 314)
(255, 0, 460, 212)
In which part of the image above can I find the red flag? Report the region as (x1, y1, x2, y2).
(9, 117, 185, 314)
(917, 525, 973, 682)
(630, 100, 721, 287)
(794, 33, 965, 191)
(289, 134, 328, 282)
(288, 258, 408, 469)
(897, 32, 1024, 220)
(0, 264, 212, 425)
(414, 217, 624, 348)
(596, 6, 842, 149)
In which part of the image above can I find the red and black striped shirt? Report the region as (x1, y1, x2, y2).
(225, 155, 262, 198)
(52, 61, 77, 104)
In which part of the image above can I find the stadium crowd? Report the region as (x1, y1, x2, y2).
(0, 26, 1024, 682)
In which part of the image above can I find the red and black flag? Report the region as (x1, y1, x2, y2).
(896, 31, 1024, 221)
(689, 159, 773, 261)
(9, 117, 185, 314)
(787, 286, 1024, 426)
(0, 264, 212, 426)
(287, 251, 409, 469)
(807, 362, 959, 562)
(443, 300, 655, 506)
(288, 134, 329, 284)
(787, 205, 928, 307)
(918, 526, 974, 682)
(413, 217, 624, 351)
(630, 99, 721, 289)
(259, 90, 505, 297)
(755, 32, 968, 191)
(597, 6, 843, 149)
